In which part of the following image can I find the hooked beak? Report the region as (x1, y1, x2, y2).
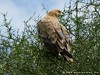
(60, 11, 64, 17)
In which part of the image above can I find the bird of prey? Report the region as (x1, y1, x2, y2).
(37, 9, 73, 62)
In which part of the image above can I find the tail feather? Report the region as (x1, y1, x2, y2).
(60, 49, 73, 62)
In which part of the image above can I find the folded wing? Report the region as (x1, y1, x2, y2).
(37, 20, 73, 62)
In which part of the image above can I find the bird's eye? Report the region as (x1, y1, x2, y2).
(58, 10, 61, 13)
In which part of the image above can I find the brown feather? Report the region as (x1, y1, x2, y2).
(37, 9, 73, 62)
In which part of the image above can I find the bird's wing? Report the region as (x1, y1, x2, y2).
(54, 24, 71, 52)
(60, 24, 71, 51)
(37, 20, 71, 52)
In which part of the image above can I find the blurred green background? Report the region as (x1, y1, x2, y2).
(0, 0, 100, 75)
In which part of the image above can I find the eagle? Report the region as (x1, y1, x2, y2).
(37, 9, 73, 62)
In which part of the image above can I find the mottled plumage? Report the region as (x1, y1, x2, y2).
(37, 9, 73, 62)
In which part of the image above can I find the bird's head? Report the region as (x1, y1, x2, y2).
(47, 9, 62, 17)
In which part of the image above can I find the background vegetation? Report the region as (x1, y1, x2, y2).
(0, 0, 100, 75)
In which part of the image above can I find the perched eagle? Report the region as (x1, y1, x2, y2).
(37, 9, 73, 62)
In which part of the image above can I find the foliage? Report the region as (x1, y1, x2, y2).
(0, 0, 100, 75)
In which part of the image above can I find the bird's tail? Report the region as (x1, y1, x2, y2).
(60, 49, 73, 62)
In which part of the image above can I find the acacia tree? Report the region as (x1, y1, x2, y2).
(0, 0, 100, 75)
